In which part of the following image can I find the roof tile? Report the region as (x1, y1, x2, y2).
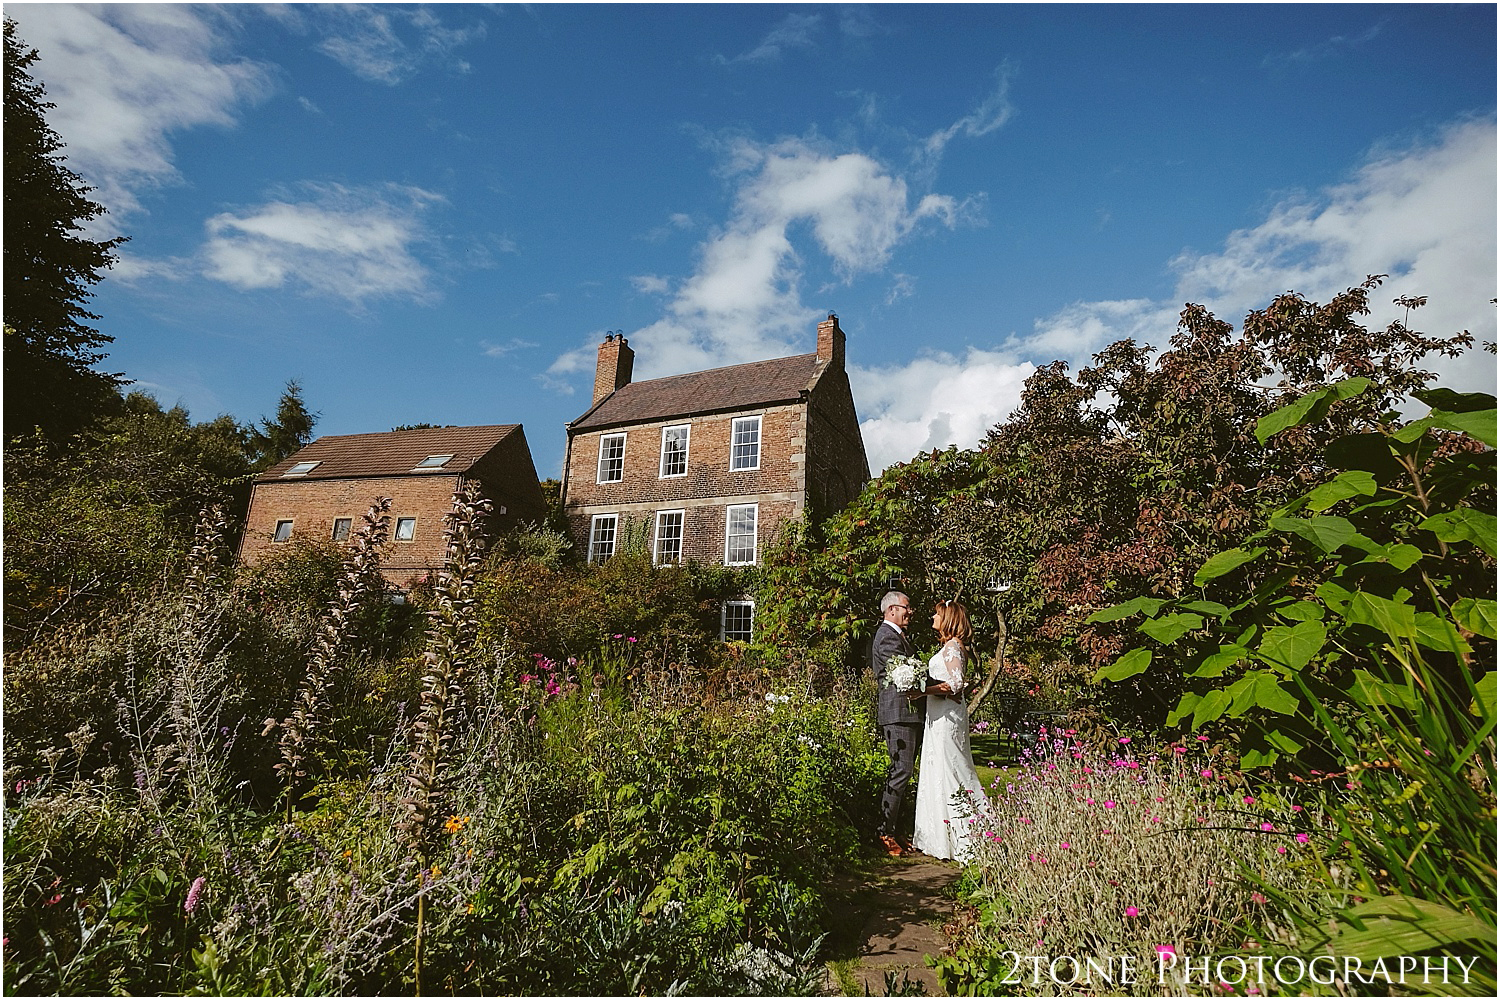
(571, 354, 822, 430)
(258, 425, 523, 481)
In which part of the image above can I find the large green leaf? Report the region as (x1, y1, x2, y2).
(1192, 547, 1266, 587)
(1226, 670, 1299, 717)
(1345, 592, 1418, 642)
(1179, 599, 1231, 620)
(1276, 600, 1325, 622)
(1414, 387, 1498, 414)
(1138, 612, 1203, 645)
(1427, 407, 1498, 448)
(1263, 728, 1305, 755)
(1191, 688, 1232, 729)
(1321, 894, 1498, 959)
(1270, 514, 1360, 553)
(1305, 470, 1378, 512)
(1086, 596, 1167, 623)
(1355, 543, 1424, 572)
(1166, 691, 1200, 727)
(1255, 377, 1371, 444)
(1092, 647, 1152, 683)
(1474, 671, 1497, 723)
(1257, 620, 1327, 671)
(1348, 669, 1419, 711)
(1191, 643, 1249, 678)
(1413, 612, 1472, 657)
(1452, 598, 1498, 640)
(1418, 509, 1498, 558)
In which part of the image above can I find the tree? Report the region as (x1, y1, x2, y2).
(250, 379, 319, 468)
(4, 18, 127, 442)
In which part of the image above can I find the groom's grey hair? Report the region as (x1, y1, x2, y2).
(880, 591, 909, 614)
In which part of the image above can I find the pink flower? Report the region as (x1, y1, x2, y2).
(1196, 735, 1209, 741)
(1173, 746, 1187, 754)
(1125, 906, 1140, 917)
(1295, 833, 1310, 844)
(1243, 796, 1255, 805)
(1104, 800, 1117, 809)
(1201, 769, 1213, 778)
(1259, 822, 1275, 832)
(1276, 846, 1288, 854)
(1087, 798, 1095, 805)
(1119, 737, 1131, 744)
(1291, 805, 1303, 813)
(1251, 892, 1268, 904)
(184, 877, 207, 915)
(44, 893, 63, 907)
(1060, 842, 1071, 849)
(1156, 944, 1176, 958)
(1102, 829, 1112, 835)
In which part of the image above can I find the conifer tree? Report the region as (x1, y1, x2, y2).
(3, 18, 127, 442)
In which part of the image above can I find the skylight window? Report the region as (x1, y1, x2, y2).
(414, 454, 454, 470)
(283, 461, 321, 477)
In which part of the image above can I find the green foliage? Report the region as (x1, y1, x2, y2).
(3, 19, 128, 443)
(249, 378, 318, 469)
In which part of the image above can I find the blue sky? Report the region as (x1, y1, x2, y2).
(8, 3, 1496, 475)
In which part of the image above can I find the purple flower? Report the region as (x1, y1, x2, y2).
(185, 877, 207, 914)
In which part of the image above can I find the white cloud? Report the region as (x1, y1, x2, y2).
(855, 118, 1497, 473)
(717, 13, 821, 65)
(4, 5, 273, 226)
(481, 338, 539, 358)
(853, 349, 1035, 471)
(273, 4, 486, 84)
(200, 182, 444, 306)
(631, 275, 671, 295)
(921, 63, 1016, 165)
(545, 135, 967, 385)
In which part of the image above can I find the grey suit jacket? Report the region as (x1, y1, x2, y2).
(871, 621, 924, 727)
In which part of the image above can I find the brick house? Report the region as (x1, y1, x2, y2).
(239, 424, 547, 585)
(560, 313, 870, 639)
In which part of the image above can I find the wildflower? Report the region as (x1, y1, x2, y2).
(444, 815, 470, 835)
(1243, 795, 1255, 805)
(1250, 892, 1267, 904)
(1060, 842, 1071, 849)
(44, 893, 63, 907)
(1291, 805, 1303, 812)
(1276, 846, 1287, 854)
(1295, 833, 1310, 844)
(184, 877, 207, 915)
(1125, 906, 1140, 917)
(627, 637, 637, 643)
(1173, 746, 1187, 754)
(1119, 737, 1131, 744)
(1259, 822, 1275, 832)
(1104, 800, 1117, 809)
(1156, 944, 1176, 959)
(1196, 735, 1209, 741)
(1201, 769, 1213, 778)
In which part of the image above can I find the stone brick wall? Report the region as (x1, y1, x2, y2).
(240, 473, 529, 586)
(805, 367, 871, 520)
(563, 403, 806, 565)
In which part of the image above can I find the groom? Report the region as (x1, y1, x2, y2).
(871, 590, 924, 857)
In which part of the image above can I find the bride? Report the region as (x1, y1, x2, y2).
(911, 600, 990, 861)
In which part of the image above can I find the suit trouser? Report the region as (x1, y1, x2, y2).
(880, 722, 924, 837)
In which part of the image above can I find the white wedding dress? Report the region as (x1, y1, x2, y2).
(911, 640, 990, 862)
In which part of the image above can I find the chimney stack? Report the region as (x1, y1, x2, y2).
(816, 312, 844, 369)
(593, 333, 634, 404)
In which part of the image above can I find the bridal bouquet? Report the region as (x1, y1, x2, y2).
(883, 653, 929, 692)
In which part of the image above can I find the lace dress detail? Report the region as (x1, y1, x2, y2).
(910, 640, 990, 861)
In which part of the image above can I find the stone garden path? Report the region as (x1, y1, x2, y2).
(824, 855, 963, 996)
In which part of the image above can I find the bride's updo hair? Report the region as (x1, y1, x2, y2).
(934, 600, 973, 646)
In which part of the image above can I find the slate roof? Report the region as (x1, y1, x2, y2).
(570, 353, 824, 431)
(257, 425, 523, 482)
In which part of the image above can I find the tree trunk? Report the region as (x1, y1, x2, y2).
(967, 606, 1008, 719)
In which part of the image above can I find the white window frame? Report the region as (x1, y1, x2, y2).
(721, 600, 754, 642)
(724, 503, 758, 566)
(589, 513, 618, 563)
(282, 461, 320, 477)
(654, 509, 685, 566)
(659, 424, 690, 478)
(394, 517, 417, 542)
(413, 454, 454, 471)
(273, 519, 294, 543)
(730, 415, 761, 471)
(597, 432, 627, 483)
(331, 518, 352, 542)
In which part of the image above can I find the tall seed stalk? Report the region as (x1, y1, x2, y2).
(269, 497, 393, 820)
(399, 483, 491, 995)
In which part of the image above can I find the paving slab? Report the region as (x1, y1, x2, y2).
(824, 856, 962, 996)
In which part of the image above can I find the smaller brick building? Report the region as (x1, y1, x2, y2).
(240, 424, 547, 585)
(560, 314, 871, 639)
